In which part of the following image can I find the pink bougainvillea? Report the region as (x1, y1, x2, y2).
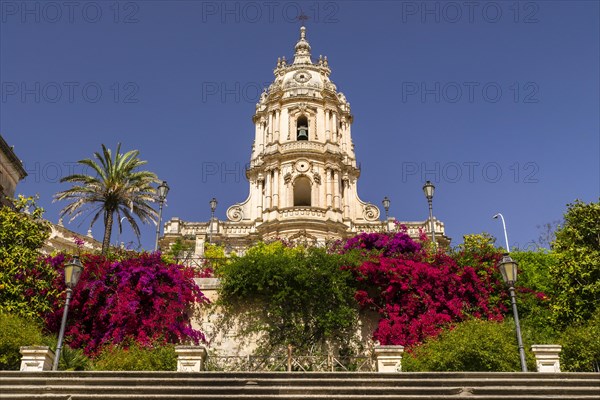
(343, 231, 507, 348)
(44, 253, 208, 355)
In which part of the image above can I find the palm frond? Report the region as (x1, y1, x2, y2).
(54, 143, 161, 254)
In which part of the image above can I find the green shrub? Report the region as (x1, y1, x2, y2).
(217, 242, 360, 354)
(560, 309, 600, 372)
(93, 342, 177, 371)
(402, 319, 535, 372)
(0, 313, 46, 370)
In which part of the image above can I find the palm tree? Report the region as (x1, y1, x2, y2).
(54, 144, 160, 255)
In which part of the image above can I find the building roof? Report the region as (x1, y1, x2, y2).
(0, 134, 27, 179)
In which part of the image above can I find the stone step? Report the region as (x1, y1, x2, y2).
(3, 384, 599, 395)
(3, 395, 600, 400)
(2, 371, 598, 400)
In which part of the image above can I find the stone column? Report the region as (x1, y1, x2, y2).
(274, 109, 280, 142)
(342, 179, 350, 219)
(325, 109, 331, 141)
(267, 111, 273, 142)
(175, 346, 208, 372)
(531, 345, 562, 372)
(325, 168, 333, 208)
(318, 167, 326, 208)
(333, 170, 341, 210)
(265, 170, 272, 210)
(194, 234, 206, 258)
(374, 345, 404, 373)
(332, 112, 338, 143)
(257, 178, 264, 218)
(272, 168, 280, 209)
(20, 346, 55, 371)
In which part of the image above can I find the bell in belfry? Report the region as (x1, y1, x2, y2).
(297, 125, 308, 140)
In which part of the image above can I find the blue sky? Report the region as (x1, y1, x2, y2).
(1, 1, 598, 251)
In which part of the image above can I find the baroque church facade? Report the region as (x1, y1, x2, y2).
(162, 27, 448, 256)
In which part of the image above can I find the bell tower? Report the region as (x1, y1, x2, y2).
(162, 26, 448, 253)
(225, 26, 381, 243)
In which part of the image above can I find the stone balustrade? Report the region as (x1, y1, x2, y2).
(280, 207, 327, 219)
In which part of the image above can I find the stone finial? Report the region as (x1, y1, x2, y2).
(293, 26, 312, 65)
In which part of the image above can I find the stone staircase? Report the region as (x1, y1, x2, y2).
(1, 371, 599, 399)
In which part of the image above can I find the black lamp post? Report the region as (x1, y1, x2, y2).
(422, 180, 436, 246)
(209, 197, 218, 243)
(154, 181, 170, 251)
(52, 256, 84, 371)
(382, 197, 390, 232)
(499, 253, 528, 372)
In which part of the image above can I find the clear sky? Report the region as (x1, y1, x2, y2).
(1, 1, 598, 251)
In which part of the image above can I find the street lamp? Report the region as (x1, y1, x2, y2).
(498, 253, 528, 372)
(422, 180, 436, 246)
(116, 216, 127, 248)
(493, 213, 510, 252)
(52, 256, 84, 371)
(382, 197, 390, 232)
(209, 197, 218, 243)
(154, 181, 170, 251)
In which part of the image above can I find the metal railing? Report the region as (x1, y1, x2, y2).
(173, 256, 228, 275)
(204, 353, 375, 372)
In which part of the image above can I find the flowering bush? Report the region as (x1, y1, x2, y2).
(343, 229, 422, 257)
(344, 232, 506, 347)
(45, 252, 208, 355)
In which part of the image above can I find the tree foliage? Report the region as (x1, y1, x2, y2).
(0, 313, 47, 370)
(402, 319, 534, 372)
(44, 252, 208, 355)
(216, 241, 361, 354)
(0, 196, 59, 320)
(510, 250, 557, 343)
(559, 308, 600, 372)
(54, 143, 159, 255)
(549, 199, 600, 327)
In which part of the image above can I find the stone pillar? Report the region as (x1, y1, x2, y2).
(268, 111, 273, 142)
(257, 177, 264, 218)
(272, 168, 279, 209)
(374, 345, 404, 373)
(333, 170, 340, 210)
(175, 345, 208, 372)
(274, 109, 280, 142)
(531, 345, 562, 372)
(325, 168, 333, 208)
(342, 179, 350, 219)
(194, 234, 206, 258)
(324, 109, 330, 141)
(20, 346, 55, 371)
(265, 171, 272, 210)
(332, 112, 338, 143)
(318, 167, 326, 208)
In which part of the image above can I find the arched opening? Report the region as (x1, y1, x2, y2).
(297, 116, 308, 141)
(293, 176, 311, 206)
